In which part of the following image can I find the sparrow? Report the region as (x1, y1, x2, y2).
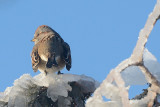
(31, 25, 71, 75)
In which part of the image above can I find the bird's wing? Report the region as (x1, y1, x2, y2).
(31, 45, 40, 72)
(63, 42, 72, 71)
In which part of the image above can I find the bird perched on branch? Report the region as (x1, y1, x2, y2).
(31, 25, 71, 75)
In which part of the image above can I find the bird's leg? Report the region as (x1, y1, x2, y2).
(44, 70, 48, 75)
(58, 71, 63, 75)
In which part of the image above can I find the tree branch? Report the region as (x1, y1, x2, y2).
(86, 1, 160, 107)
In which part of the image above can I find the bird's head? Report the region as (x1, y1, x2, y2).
(31, 25, 56, 44)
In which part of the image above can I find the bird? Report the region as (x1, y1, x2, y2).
(31, 25, 71, 75)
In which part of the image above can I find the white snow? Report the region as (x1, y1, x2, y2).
(0, 49, 159, 107)
(143, 49, 160, 82)
(0, 73, 99, 107)
(86, 49, 160, 107)
(121, 49, 160, 86)
(121, 66, 146, 85)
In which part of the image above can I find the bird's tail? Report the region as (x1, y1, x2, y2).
(46, 53, 58, 68)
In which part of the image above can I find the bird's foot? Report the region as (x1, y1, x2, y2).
(57, 71, 63, 75)
(44, 70, 48, 75)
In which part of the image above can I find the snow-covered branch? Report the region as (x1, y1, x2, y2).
(1, 1, 160, 107)
(0, 74, 99, 107)
(86, 1, 160, 107)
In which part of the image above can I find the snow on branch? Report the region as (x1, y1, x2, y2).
(0, 74, 99, 107)
(86, 1, 160, 107)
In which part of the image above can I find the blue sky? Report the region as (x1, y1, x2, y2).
(0, 0, 160, 99)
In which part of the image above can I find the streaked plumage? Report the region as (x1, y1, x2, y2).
(31, 25, 71, 74)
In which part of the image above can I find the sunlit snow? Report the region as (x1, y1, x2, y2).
(0, 73, 99, 107)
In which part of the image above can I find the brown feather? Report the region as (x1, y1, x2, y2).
(31, 44, 40, 72)
(63, 42, 72, 71)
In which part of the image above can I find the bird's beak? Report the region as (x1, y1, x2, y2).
(31, 38, 36, 42)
